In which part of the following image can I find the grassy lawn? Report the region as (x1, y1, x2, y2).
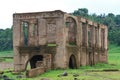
(0, 50, 13, 62)
(108, 44, 120, 68)
(1, 44, 120, 80)
(0, 50, 13, 57)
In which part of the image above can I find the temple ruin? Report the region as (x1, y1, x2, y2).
(13, 10, 108, 72)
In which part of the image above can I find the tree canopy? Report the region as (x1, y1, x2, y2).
(73, 8, 120, 45)
(0, 28, 13, 51)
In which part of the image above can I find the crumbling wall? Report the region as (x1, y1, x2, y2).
(13, 10, 108, 73)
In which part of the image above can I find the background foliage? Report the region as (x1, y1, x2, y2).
(73, 8, 120, 45)
(0, 28, 12, 51)
(0, 8, 120, 51)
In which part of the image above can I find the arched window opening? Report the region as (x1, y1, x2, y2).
(66, 17, 77, 45)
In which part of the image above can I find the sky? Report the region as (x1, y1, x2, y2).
(0, 0, 120, 29)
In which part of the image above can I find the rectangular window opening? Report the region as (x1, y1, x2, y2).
(22, 22, 29, 46)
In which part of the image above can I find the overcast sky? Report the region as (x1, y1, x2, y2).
(0, 0, 120, 29)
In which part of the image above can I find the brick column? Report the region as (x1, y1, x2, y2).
(81, 22, 88, 66)
(98, 24, 101, 49)
(104, 26, 108, 51)
(104, 26, 108, 63)
(13, 19, 24, 71)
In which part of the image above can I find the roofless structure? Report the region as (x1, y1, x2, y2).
(13, 10, 108, 72)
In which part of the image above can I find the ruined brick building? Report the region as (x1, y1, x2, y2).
(13, 10, 108, 72)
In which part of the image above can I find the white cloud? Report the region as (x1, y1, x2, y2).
(0, 0, 120, 29)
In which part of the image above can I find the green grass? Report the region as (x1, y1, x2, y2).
(108, 44, 120, 53)
(33, 44, 120, 80)
(1, 44, 120, 80)
(108, 44, 120, 69)
(0, 50, 13, 57)
(47, 44, 57, 46)
(0, 50, 13, 62)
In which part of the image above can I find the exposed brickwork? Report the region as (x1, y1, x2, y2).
(13, 10, 108, 72)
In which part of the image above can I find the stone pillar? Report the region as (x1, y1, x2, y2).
(29, 21, 33, 46)
(81, 22, 88, 66)
(104, 26, 108, 63)
(92, 26, 96, 65)
(98, 25, 102, 63)
(89, 24, 95, 65)
(20, 22, 24, 46)
(96, 24, 101, 62)
(54, 18, 67, 69)
(13, 19, 21, 47)
(94, 23, 99, 64)
(77, 21, 82, 67)
(86, 23, 90, 66)
(104, 26, 108, 51)
(98, 24, 102, 49)
(16, 54, 29, 71)
(78, 22, 82, 66)
(13, 19, 21, 71)
(43, 54, 52, 71)
(99, 26, 108, 63)
(86, 24, 90, 65)
(28, 19, 37, 46)
(38, 18, 47, 45)
(13, 19, 30, 72)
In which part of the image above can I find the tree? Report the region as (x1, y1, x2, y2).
(73, 8, 120, 45)
(73, 8, 88, 17)
(115, 15, 120, 27)
(0, 28, 13, 51)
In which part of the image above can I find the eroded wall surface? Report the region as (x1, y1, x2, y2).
(13, 10, 108, 72)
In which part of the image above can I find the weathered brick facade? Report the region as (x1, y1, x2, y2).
(13, 10, 108, 72)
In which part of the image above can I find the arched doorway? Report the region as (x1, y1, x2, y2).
(69, 55, 77, 69)
(30, 55, 43, 69)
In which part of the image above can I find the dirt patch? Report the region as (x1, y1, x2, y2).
(0, 62, 13, 70)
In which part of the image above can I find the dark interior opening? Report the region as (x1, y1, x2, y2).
(22, 21, 29, 46)
(30, 55, 43, 69)
(89, 52, 93, 66)
(69, 55, 77, 69)
(88, 31, 91, 48)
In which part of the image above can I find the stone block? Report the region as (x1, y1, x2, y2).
(26, 67, 45, 78)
